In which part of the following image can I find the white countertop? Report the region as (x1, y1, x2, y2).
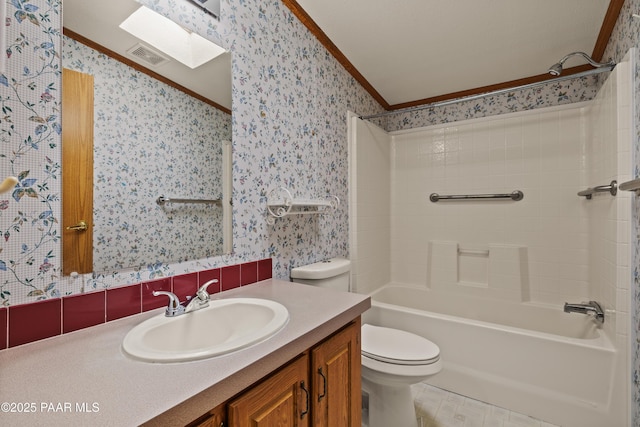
(0, 279, 370, 426)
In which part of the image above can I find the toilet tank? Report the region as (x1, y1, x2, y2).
(290, 258, 351, 292)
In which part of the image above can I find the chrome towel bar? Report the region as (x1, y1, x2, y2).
(156, 196, 221, 206)
(429, 191, 524, 202)
(577, 180, 617, 199)
(458, 248, 490, 256)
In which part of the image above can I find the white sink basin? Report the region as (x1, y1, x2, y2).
(122, 298, 289, 363)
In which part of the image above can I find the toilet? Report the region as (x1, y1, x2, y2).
(291, 258, 442, 427)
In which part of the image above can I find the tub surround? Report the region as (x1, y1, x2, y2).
(1, 259, 272, 349)
(371, 285, 601, 339)
(351, 50, 633, 426)
(365, 284, 621, 427)
(0, 280, 370, 426)
(428, 241, 529, 302)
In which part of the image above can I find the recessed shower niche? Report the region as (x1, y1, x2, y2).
(427, 241, 529, 301)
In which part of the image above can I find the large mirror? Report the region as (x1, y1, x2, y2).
(62, 0, 232, 275)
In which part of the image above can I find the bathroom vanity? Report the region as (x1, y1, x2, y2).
(192, 319, 360, 426)
(0, 280, 370, 426)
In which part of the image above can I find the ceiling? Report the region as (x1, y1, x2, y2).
(290, 0, 621, 109)
(63, 0, 232, 111)
(63, 0, 621, 113)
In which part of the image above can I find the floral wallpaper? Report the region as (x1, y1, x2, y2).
(0, 0, 384, 304)
(132, 0, 381, 286)
(0, 0, 62, 305)
(1, 0, 640, 424)
(380, 77, 600, 132)
(62, 36, 229, 273)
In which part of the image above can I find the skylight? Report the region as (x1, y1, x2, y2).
(119, 6, 225, 69)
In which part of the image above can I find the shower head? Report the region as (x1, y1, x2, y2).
(547, 62, 564, 76)
(547, 51, 615, 76)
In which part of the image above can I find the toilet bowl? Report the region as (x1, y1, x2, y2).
(290, 258, 442, 427)
(361, 324, 441, 427)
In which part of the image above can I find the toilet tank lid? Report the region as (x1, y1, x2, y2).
(290, 257, 351, 280)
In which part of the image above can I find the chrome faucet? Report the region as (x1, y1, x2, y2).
(563, 301, 605, 323)
(153, 279, 218, 317)
(152, 290, 184, 317)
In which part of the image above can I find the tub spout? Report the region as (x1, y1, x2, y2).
(563, 301, 604, 324)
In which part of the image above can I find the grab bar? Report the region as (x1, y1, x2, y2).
(619, 177, 640, 194)
(430, 190, 523, 202)
(577, 180, 617, 199)
(156, 196, 221, 206)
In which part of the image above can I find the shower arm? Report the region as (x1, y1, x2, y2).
(556, 51, 615, 69)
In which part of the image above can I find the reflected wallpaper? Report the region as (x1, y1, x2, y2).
(63, 37, 229, 273)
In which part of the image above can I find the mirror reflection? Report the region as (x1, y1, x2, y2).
(62, 0, 232, 275)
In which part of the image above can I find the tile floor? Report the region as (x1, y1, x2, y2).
(411, 383, 560, 427)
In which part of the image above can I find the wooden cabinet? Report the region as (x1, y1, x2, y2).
(311, 317, 361, 426)
(192, 404, 226, 427)
(228, 355, 310, 426)
(196, 319, 361, 427)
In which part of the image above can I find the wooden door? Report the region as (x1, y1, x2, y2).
(228, 354, 311, 427)
(62, 68, 94, 275)
(311, 319, 362, 427)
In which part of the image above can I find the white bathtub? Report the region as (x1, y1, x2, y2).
(362, 284, 622, 427)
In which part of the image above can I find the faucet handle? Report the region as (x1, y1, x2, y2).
(153, 291, 184, 317)
(197, 279, 218, 300)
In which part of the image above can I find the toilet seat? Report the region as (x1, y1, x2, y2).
(361, 324, 440, 366)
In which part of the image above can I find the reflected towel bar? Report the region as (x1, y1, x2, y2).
(430, 191, 524, 202)
(577, 180, 617, 199)
(156, 196, 221, 206)
(458, 248, 490, 256)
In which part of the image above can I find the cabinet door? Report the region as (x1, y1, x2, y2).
(228, 354, 311, 427)
(192, 404, 226, 427)
(311, 319, 361, 427)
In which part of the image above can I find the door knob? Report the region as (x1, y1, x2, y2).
(66, 220, 88, 231)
